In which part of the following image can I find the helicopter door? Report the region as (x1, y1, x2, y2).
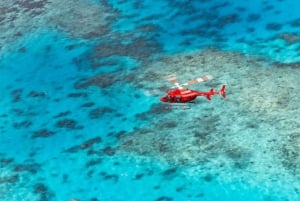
(176, 96, 181, 103)
(167, 96, 171, 102)
(168, 96, 176, 103)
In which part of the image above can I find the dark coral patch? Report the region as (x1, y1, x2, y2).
(11, 109, 24, 115)
(175, 186, 185, 192)
(194, 131, 209, 140)
(80, 136, 102, 149)
(34, 183, 48, 193)
(277, 33, 300, 44)
(290, 18, 300, 27)
(246, 27, 255, 33)
(0, 174, 19, 184)
(245, 122, 259, 129)
(280, 132, 300, 175)
(14, 163, 40, 174)
(113, 161, 120, 166)
(64, 145, 81, 153)
(217, 13, 240, 27)
(90, 59, 120, 69)
(65, 44, 76, 50)
(246, 14, 261, 22)
(0, 114, 7, 118)
(86, 158, 102, 168)
(81, 26, 110, 40)
(89, 107, 114, 119)
(235, 6, 246, 12)
(64, 137, 102, 153)
(158, 143, 168, 153)
(87, 170, 94, 177)
(272, 61, 300, 69)
(263, 5, 274, 11)
(13, 120, 32, 129)
(134, 173, 144, 180)
(29, 10, 44, 17)
(211, 2, 231, 10)
(91, 36, 161, 62)
(110, 130, 127, 139)
(32, 129, 55, 138)
(16, 0, 49, 10)
(103, 146, 116, 156)
(100, 172, 119, 182)
(104, 174, 119, 182)
(53, 111, 71, 118)
(137, 23, 161, 33)
(14, 31, 23, 37)
(196, 193, 205, 197)
(18, 47, 26, 53)
(62, 174, 68, 183)
(34, 182, 54, 200)
(86, 149, 102, 156)
(225, 148, 244, 160)
(265, 23, 282, 31)
(68, 92, 88, 98)
(158, 121, 177, 129)
(27, 91, 47, 98)
(154, 196, 173, 201)
(11, 89, 22, 102)
(55, 119, 82, 129)
(80, 102, 95, 108)
(203, 174, 213, 182)
(225, 147, 251, 169)
(0, 158, 14, 166)
(74, 74, 116, 89)
(0, 16, 5, 24)
(161, 167, 177, 176)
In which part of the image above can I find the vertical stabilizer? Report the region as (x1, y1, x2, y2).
(220, 85, 226, 98)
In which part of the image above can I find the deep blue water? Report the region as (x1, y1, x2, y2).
(0, 0, 300, 201)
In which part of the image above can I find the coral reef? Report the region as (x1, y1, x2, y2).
(32, 129, 55, 138)
(0, 0, 116, 53)
(1, 0, 300, 200)
(114, 47, 300, 193)
(277, 33, 300, 44)
(55, 119, 83, 130)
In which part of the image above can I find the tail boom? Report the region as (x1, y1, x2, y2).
(196, 84, 226, 100)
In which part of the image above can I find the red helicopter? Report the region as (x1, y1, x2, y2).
(159, 74, 226, 104)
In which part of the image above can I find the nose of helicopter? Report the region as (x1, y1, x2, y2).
(160, 96, 168, 102)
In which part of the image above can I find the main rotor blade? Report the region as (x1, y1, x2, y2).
(144, 87, 169, 96)
(181, 75, 213, 86)
(165, 74, 182, 88)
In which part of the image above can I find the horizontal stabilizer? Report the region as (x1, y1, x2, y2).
(206, 95, 211, 100)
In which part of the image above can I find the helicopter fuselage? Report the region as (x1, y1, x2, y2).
(160, 85, 226, 103)
(160, 88, 200, 103)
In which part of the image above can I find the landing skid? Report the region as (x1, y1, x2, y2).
(163, 102, 195, 110)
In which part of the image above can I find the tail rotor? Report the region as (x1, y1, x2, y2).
(219, 85, 226, 98)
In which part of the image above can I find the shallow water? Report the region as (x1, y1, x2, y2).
(0, 0, 300, 201)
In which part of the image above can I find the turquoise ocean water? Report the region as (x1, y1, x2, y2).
(0, 0, 300, 200)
